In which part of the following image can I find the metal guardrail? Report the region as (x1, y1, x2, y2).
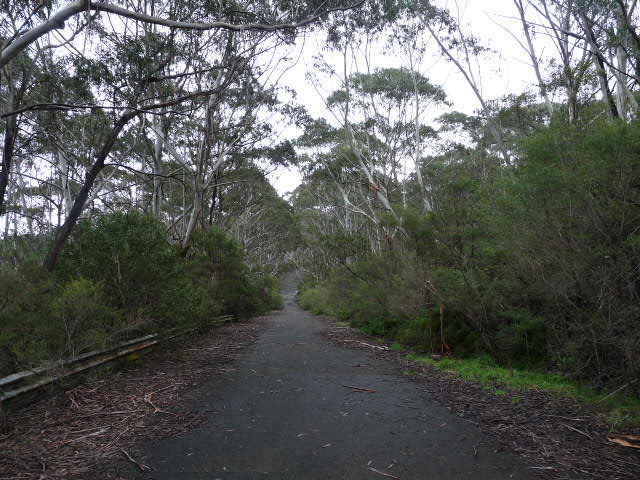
(0, 314, 238, 410)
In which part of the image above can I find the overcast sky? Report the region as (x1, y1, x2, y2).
(268, 0, 547, 195)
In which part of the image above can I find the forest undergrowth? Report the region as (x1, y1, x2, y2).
(297, 119, 640, 421)
(0, 213, 281, 376)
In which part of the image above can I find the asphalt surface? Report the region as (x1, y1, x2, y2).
(135, 274, 535, 479)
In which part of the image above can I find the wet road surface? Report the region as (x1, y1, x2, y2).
(134, 275, 535, 479)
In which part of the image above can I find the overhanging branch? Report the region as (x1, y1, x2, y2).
(0, 0, 364, 69)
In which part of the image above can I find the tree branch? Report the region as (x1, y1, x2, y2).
(0, 0, 364, 69)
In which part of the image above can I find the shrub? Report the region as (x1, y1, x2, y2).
(58, 212, 182, 325)
(188, 227, 273, 317)
(0, 265, 53, 372)
(298, 285, 331, 315)
(0, 214, 283, 376)
(50, 279, 122, 357)
(0, 268, 120, 373)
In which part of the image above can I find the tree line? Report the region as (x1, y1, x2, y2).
(1, 0, 639, 396)
(293, 0, 640, 396)
(0, 0, 359, 374)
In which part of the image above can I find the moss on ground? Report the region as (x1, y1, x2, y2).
(406, 352, 640, 426)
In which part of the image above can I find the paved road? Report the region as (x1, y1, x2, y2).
(135, 275, 535, 479)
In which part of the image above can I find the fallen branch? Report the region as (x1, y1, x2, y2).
(143, 392, 171, 414)
(341, 340, 390, 351)
(343, 385, 376, 393)
(607, 434, 640, 449)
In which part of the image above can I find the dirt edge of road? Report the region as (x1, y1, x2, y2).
(322, 316, 640, 480)
(0, 317, 268, 480)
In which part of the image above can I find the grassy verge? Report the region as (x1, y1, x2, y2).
(406, 353, 640, 426)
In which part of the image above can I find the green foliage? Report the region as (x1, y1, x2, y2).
(189, 227, 272, 317)
(58, 212, 187, 326)
(320, 231, 369, 264)
(0, 267, 120, 374)
(50, 279, 122, 357)
(347, 68, 448, 105)
(298, 284, 332, 315)
(396, 315, 432, 349)
(496, 310, 547, 367)
(0, 213, 281, 375)
(298, 119, 640, 396)
(408, 353, 640, 426)
(0, 264, 53, 372)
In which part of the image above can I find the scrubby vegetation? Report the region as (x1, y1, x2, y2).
(406, 353, 640, 425)
(0, 212, 281, 376)
(3, 0, 640, 410)
(296, 119, 640, 399)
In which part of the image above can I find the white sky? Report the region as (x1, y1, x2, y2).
(268, 0, 547, 196)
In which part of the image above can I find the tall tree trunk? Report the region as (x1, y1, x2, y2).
(182, 177, 202, 252)
(0, 83, 18, 214)
(43, 111, 138, 271)
(614, 0, 640, 86)
(513, 0, 554, 118)
(208, 173, 219, 226)
(57, 149, 74, 216)
(152, 116, 165, 218)
(407, 51, 432, 212)
(579, 11, 620, 120)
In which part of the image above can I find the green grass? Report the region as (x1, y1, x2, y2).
(391, 342, 404, 351)
(407, 353, 640, 426)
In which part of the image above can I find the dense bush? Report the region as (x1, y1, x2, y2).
(0, 266, 120, 372)
(57, 212, 189, 326)
(188, 227, 282, 317)
(298, 120, 640, 393)
(0, 213, 281, 375)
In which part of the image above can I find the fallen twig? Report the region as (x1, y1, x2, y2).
(368, 466, 400, 479)
(595, 381, 636, 404)
(343, 385, 376, 393)
(143, 392, 171, 414)
(561, 423, 593, 440)
(60, 426, 111, 446)
(120, 448, 151, 472)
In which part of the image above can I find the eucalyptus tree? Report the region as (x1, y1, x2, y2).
(329, 68, 447, 209)
(296, 118, 383, 234)
(515, 0, 592, 122)
(148, 38, 301, 251)
(208, 164, 301, 275)
(290, 172, 373, 280)
(414, 3, 515, 166)
(1, 0, 364, 270)
(301, 65, 447, 248)
(506, 0, 640, 122)
(574, 0, 640, 120)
